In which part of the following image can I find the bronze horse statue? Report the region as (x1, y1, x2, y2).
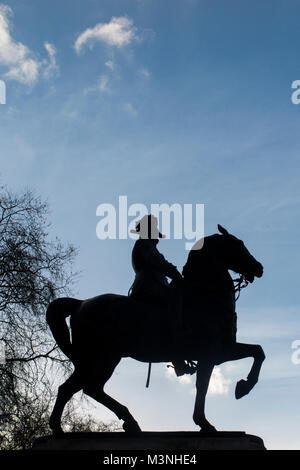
(46, 225, 265, 435)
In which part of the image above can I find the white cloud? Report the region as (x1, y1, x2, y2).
(0, 5, 39, 84)
(0, 5, 58, 85)
(43, 42, 59, 78)
(166, 364, 231, 396)
(166, 365, 192, 384)
(5, 58, 39, 85)
(74, 16, 137, 54)
(208, 367, 231, 395)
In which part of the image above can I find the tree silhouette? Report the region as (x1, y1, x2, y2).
(0, 186, 118, 449)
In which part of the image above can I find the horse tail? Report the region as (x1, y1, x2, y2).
(46, 297, 82, 360)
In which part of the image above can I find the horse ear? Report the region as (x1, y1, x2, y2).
(218, 224, 229, 236)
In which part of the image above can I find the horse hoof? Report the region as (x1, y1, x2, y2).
(123, 419, 142, 435)
(51, 427, 65, 437)
(199, 424, 218, 434)
(235, 379, 250, 399)
(50, 422, 65, 437)
(194, 417, 217, 434)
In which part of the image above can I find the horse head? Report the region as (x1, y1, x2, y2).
(217, 224, 263, 283)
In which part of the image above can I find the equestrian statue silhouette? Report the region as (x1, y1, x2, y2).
(46, 221, 264, 435)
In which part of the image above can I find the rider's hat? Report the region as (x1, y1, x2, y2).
(130, 214, 166, 239)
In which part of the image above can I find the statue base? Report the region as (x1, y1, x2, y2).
(33, 431, 266, 451)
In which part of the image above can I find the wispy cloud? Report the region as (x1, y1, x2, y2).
(123, 102, 138, 117)
(98, 75, 110, 93)
(238, 306, 300, 341)
(165, 364, 231, 395)
(0, 5, 58, 85)
(105, 60, 114, 71)
(84, 74, 111, 95)
(43, 42, 59, 79)
(74, 16, 138, 54)
(75, 16, 152, 98)
(139, 67, 150, 78)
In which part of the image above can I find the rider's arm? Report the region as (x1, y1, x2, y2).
(138, 240, 182, 281)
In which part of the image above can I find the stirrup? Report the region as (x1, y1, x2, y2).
(186, 360, 197, 375)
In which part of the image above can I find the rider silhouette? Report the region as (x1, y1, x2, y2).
(129, 214, 194, 377)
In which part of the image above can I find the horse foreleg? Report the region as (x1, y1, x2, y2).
(221, 342, 265, 399)
(49, 370, 83, 435)
(193, 360, 216, 432)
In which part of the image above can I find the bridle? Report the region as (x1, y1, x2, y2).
(233, 274, 249, 301)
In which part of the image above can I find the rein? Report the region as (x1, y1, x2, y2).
(233, 274, 249, 301)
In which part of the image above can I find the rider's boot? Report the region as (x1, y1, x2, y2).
(172, 360, 197, 377)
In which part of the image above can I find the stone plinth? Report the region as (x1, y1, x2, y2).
(33, 431, 266, 451)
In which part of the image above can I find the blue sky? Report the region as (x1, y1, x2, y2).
(1, 0, 300, 450)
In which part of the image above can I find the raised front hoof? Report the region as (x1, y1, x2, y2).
(235, 379, 252, 399)
(122, 419, 142, 435)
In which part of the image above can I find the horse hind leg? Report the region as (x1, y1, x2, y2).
(84, 387, 142, 434)
(83, 358, 142, 435)
(49, 370, 83, 435)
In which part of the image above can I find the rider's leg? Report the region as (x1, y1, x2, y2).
(167, 285, 197, 376)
